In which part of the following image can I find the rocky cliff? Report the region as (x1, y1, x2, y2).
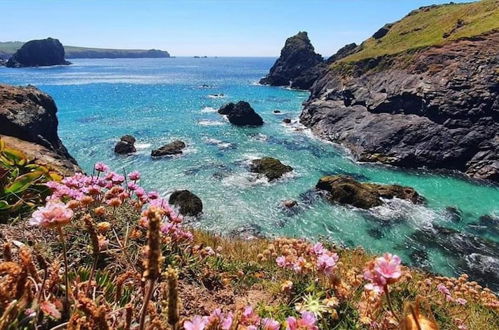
(0, 84, 79, 174)
(6, 38, 70, 68)
(259, 32, 324, 90)
(298, 2, 499, 183)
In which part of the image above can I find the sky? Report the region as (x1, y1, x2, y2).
(0, 0, 473, 57)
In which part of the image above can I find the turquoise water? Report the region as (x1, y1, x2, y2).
(1, 58, 498, 288)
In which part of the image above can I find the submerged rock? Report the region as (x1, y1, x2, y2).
(282, 118, 292, 124)
(316, 175, 424, 209)
(151, 140, 186, 157)
(6, 38, 70, 68)
(169, 190, 203, 216)
(114, 135, 136, 154)
(445, 206, 463, 223)
(218, 101, 263, 126)
(259, 31, 324, 90)
(282, 200, 298, 208)
(250, 157, 293, 181)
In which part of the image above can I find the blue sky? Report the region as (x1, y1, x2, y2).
(0, 0, 472, 57)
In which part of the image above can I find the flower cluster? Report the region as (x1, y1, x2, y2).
(183, 306, 318, 330)
(29, 201, 73, 228)
(363, 253, 402, 294)
(265, 238, 339, 275)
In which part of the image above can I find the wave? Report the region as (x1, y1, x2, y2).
(200, 106, 217, 113)
(198, 120, 224, 126)
(207, 94, 226, 99)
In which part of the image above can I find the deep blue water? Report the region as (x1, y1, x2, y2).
(0, 58, 498, 288)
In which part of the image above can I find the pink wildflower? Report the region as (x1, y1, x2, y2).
(94, 162, 109, 172)
(374, 253, 402, 283)
(437, 283, 451, 296)
(128, 171, 141, 181)
(262, 318, 280, 330)
(317, 253, 338, 274)
(29, 202, 73, 228)
(455, 298, 467, 305)
(276, 256, 287, 267)
(184, 316, 207, 330)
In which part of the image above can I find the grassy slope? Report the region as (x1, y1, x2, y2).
(342, 0, 499, 62)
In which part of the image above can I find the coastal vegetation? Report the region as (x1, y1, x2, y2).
(0, 154, 497, 329)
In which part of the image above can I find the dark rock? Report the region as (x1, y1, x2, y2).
(316, 175, 424, 209)
(0, 84, 77, 166)
(326, 43, 359, 64)
(229, 224, 263, 240)
(6, 38, 70, 68)
(168, 190, 203, 216)
(409, 250, 431, 271)
(218, 101, 263, 126)
(273, 110, 281, 114)
(282, 118, 292, 124)
(250, 157, 293, 181)
(477, 214, 499, 236)
(282, 200, 298, 208)
(114, 135, 136, 154)
(367, 228, 384, 239)
(372, 23, 393, 39)
(300, 31, 499, 183)
(151, 140, 186, 157)
(259, 32, 324, 90)
(445, 206, 463, 223)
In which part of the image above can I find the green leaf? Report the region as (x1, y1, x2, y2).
(4, 171, 45, 194)
(0, 200, 11, 210)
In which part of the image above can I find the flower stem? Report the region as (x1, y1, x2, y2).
(384, 284, 400, 322)
(57, 226, 70, 319)
(138, 278, 155, 330)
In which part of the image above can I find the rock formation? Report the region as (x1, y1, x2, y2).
(151, 140, 186, 157)
(218, 102, 264, 126)
(169, 190, 203, 216)
(0, 84, 78, 171)
(250, 157, 293, 181)
(316, 175, 424, 209)
(6, 38, 70, 68)
(114, 135, 136, 154)
(259, 32, 324, 90)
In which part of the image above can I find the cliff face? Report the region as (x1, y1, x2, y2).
(0, 84, 79, 174)
(6, 38, 70, 68)
(260, 32, 324, 90)
(300, 32, 499, 182)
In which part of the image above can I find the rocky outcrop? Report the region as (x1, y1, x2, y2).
(6, 38, 70, 68)
(260, 32, 324, 90)
(114, 135, 136, 154)
(300, 31, 499, 183)
(169, 190, 203, 216)
(316, 175, 424, 209)
(151, 140, 186, 157)
(0, 84, 77, 168)
(218, 102, 264, 126)
(250, 157, 293, 181)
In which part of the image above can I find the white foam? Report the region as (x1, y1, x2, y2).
(207, 94, 226, 99)
(135, 143, 152, 150)
(198, 120, 224, 126)
(200, 106, 217, 113)
(370, 198, 438, 228)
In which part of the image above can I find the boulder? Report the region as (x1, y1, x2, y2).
(250, 157, 293, 181)
(372, 23, 393, 39)
(282, 118, 292, 124)
(151, 140, 186, 157)
(316, 175, 424, 209)
(6, 38, 70, 68)
(259, 32, 324, 90)
(282, 200, 298, 208)
(273, 110, 281, 114)
(218, 101, 263, 126)
(0, 84, 77, 166)
(114, 135, 136, 154)
(168, 190, 203, 216)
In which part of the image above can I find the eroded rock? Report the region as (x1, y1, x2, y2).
(151, 140, 186, 157)
(250, 157, 293, 181)
(169, 190, 203, 216)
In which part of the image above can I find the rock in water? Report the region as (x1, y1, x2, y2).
(169, 190, 203, 216)
(6, 38, 70, 68)
(259, 31, 324, 90)
(316, 175, 423, 209)
(250, 157, 293, 181)
(114, 135, 136, 154)
(151, 140, 186, 157)
(0, 83, 77, 167)
(218, 101, 263, 126)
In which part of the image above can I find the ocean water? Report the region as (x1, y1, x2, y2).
(1, 58, 498, 288)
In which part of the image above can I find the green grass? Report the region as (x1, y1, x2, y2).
(341, 0, 499, 63)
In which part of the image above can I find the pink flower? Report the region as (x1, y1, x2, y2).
(241, 306, 260, 325)
(94, 162, 109, 172)
(276, 256, 287, 267)
(128, 171, 141, 181)
(455, 298, 467, 305)
(300, 311, 318, 330)
(127, 182, 138, 191)
(262, 318, 280, 330)
(317, 253, 338, 274)
(286, 316, 297, 330)
(184, 316, 207, 330)
(437, 283, 451, 296)
(148, 191, 159, 200)
(311, 242, 326, 256)
(374, 253, 402, 282)
(29, 202, 73, 228)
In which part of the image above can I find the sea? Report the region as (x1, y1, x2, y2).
(1, 57, 498, 289)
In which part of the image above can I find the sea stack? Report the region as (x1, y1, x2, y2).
(218, 101, 264, 126)
(6, 38, 70, 68)
(259, 31, 323, 90)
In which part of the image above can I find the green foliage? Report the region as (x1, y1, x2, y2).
(341, 0, 499, 63)
(0, 139, 61, 221)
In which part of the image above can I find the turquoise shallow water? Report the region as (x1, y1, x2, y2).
(1, 58, 498, 288)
